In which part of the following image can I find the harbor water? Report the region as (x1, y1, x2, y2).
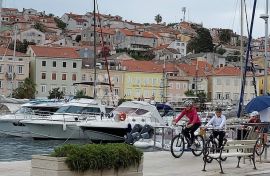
(0, 136, 90, 161)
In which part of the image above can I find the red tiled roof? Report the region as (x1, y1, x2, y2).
(119, 29, 157, 38)
(30, 45, 80, 59)
(191, 60, 213, 70)
(177, 63, 208, 77)
(96, 28, 115, 35)
(213, 67, 241, 76)
(0, 47, 27, 57)
(153, 44, 169, 50)
(120, 60, 163, 73)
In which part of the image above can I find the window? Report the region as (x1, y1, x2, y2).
(41, 85, 46, 93)
(18, 58, 23, 61)
(0, 65, 2, 73)
(0, 80, 2, 88)
(62, 74, 67, 80)
(8, 65, 13, 73)
(176, 83, 180, 89)
(73, 62, 77, 68)
(52, 73, 56, 80)
(62, 86, 66, 93)
(41, 73, 46, 79)
(216, 92, 222, 100)
(114, 88, 119, 96)
(18, 66, 23, 74)
(53, 61, 56, 67)
(225, 93, 230, 99)
(42, 61, 46, 66)
(63, 62, 66, 67)
(82, 74, 86, 81)
(72, 74, 76, 81)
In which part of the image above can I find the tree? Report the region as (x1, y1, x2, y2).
(54, 17, 67, 31)
(216, 48, 226, 55)
(187, 27, 214, 53)
(226, 51, 241, 62)
(155, 14, 162, 24)
(12, 78, 36, 99)
(196, 92, 207, 111)
(219, 29, 232, 44)
(184, 90, 195, 97)
(8, 39, 36, 53)
(75, 35, 81, 43)
(48, 13, 54, 17)
(34, 22, 46, 32)
(48, 88, 64, 99)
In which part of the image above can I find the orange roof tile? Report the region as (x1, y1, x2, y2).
(96, 28, 115, 35)
(120, 60, 163, 73)
(0, 47, 27, 57)
(30, 45, 80, 59)
(177, 63, 208, 77)
(213, 67, 241, 76)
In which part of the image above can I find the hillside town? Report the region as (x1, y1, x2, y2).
(0, 6, 268, 109)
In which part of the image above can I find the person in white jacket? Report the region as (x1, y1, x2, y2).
(205, 107, 226, 148)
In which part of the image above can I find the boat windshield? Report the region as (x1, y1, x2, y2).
(55, 106, 101, 114)
(114, 107, 149, 116)
(15, 107, 33, 114)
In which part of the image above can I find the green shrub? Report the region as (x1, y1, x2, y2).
(50, 143, 143, 172)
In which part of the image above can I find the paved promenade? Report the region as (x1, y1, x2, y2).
(1, 151, 270, 176)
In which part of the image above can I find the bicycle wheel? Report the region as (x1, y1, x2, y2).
(192, 135, 205, 156)
(170, 135, 185, 158)
(255, 137, 265, 156)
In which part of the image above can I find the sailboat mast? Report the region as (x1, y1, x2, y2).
(240, 0, 244, 82)
(93, 0, 97, 99)
(12, 24, 17, 97)
(263, 0, 269, 95)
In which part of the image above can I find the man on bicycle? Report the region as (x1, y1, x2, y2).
(172, 100, 201, 149)
(204, 107, 226, 148)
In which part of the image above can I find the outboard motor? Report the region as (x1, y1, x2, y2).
(140, 124, 154, 139)
(125, 124, 143, 144)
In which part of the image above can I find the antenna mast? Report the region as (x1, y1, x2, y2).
(182, 7, 186, 22)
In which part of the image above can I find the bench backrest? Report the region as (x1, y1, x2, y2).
(223, 140, 257, 151)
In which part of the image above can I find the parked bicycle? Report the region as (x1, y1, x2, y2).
(202, 127, 228, 163)
(255, 131, 267, 156)
(170, 124, 205, 158)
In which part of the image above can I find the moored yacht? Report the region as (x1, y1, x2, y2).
(77, 101, 166, 142)
(21, 98, 107, 139)
(0, 101, 63, 137)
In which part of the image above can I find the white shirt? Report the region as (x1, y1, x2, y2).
(206, 114, 226, 130)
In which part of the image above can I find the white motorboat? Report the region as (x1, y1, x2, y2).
(0, 101, 63, 137)
(77, 101, 166, 142)
(21, 98, 107, 139)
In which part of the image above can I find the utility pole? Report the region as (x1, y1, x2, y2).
(260, 0, 269, 95)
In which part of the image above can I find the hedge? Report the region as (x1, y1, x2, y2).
(50, 143, 143, 172)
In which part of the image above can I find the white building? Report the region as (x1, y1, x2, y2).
(27, 45, 82, 98)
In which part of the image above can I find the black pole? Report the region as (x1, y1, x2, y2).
(237, 0, 257, 118)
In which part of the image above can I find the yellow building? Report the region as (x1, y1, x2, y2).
(121, 60, 163, 102)
(257, 75, 270, 95)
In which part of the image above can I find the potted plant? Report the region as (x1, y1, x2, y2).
(31, 143, 143, 176)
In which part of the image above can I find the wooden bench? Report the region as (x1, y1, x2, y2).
(202, 139, 257, 174)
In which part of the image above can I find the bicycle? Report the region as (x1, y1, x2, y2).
(203, 127, 228, 163)
(170, 124, 205, 158)
(255, 131, 267, 156)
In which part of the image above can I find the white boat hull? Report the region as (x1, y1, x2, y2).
(0, 119, 32, 137)
(22, 120, 88, 139)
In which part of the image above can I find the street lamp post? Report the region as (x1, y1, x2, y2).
(260, 0, 269, 95)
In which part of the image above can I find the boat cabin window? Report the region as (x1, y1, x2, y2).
(56, 106, 100, 114)
(16, 107, 33, 114)
(134, 109, 149, 115)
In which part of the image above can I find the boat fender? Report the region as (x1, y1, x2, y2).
(63, 122, 66, 131)
(119, 112, 126, 121)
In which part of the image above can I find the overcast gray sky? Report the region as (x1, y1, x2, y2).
(3, 0, 268, 38)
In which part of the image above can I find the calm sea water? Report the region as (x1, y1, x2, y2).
(0, 136, 90, 162)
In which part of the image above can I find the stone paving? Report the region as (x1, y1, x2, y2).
(1, 151, 270, 176)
